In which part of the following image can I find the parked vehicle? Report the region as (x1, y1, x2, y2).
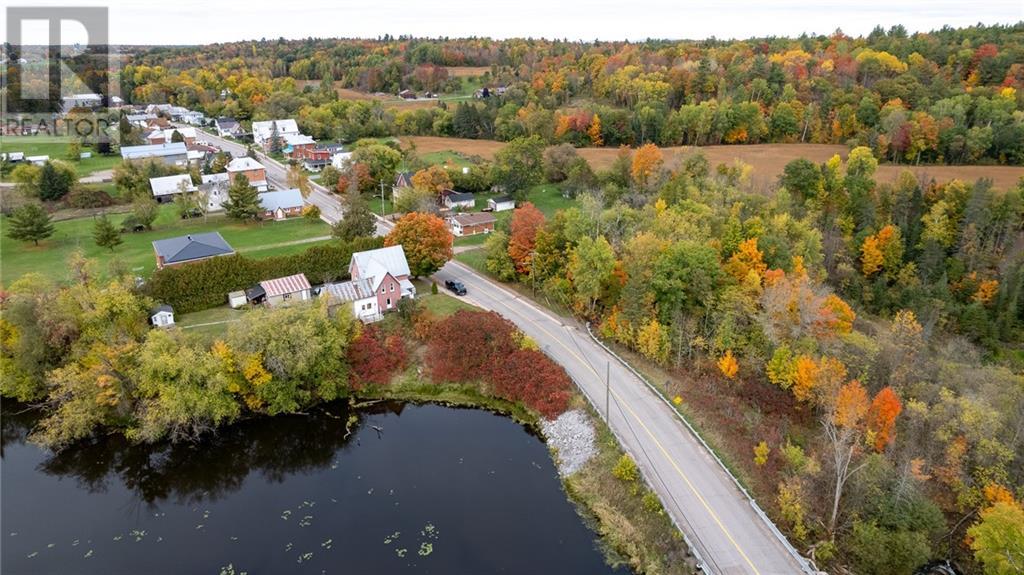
(445, 280, 467, 295)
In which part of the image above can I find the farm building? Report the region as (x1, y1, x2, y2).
(121, 142, 188, 166)
(487, 195, 515, 212)
(259, 189, 305, 220)
(149, 173, 197, 202)
(152, 232, 235, 269)
(449, 212, 496, 237)
(325, 278, 380, 322)
(259, 273, 312, 307)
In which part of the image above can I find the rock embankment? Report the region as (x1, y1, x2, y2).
(542, 409, 597, 476)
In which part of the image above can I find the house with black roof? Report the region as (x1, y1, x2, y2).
(152, 232, 235, 269)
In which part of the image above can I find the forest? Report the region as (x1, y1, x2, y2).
(107, 24, 1024, 164)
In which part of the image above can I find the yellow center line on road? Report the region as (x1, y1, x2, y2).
(460, 276, 762, 575)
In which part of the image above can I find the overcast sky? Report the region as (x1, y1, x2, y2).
(3, 0, 1022, 45)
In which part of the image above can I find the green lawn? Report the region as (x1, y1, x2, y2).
(525, 183, 575, 216)
(454, 248, 487, 274)
(1, 135, 122, 178)
(1, 205, 332, 285)
(420, 150, 476, 168)
(176, 306, 243, 342)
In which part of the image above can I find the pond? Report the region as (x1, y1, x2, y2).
(1, 402, 628, 574)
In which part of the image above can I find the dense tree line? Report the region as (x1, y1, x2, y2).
(120, 24, 1024, 164)
(477, 142, 1023, 573)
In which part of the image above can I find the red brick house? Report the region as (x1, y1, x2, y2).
(226, 157, 268, 192)
(449, 212, 496, 236)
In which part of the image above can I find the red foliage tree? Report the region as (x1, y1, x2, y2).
(490, 349, 572, 419)
(867, 386, 902, 452)
(348, 326, 408, 389)
(507, 202, 546, 275)
(426, 311, 519, 383)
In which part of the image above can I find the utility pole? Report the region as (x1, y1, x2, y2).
(379, 180, 386, 218)
(605, 361, 610, 421)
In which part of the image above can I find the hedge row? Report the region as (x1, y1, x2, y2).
(144, 236, 384, 313)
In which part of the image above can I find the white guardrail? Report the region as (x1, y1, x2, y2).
(584, 323, 817, 575)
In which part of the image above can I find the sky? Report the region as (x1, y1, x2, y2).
(2, 0, 1022, 46)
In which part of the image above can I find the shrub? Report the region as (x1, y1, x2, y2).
(613, 453, 641, 493)
(145, 236, 383, 313)
(489, 348, 572, 419)
(65, 186, 115, 208)
(348, 325, 408, 388)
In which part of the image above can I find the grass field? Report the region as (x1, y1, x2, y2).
(177, 306, 243, 342)
(398, 137, 1024, 191)
(1, 135, 122, 178)
(0, 205, 332, 285)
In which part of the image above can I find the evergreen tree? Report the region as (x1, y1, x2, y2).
(221, 174, 262, 221)
(268, 121, 282, 155)
(332, 192, 377, 241)
(37, 161, 73, 201)
(92, 214, 123, 251)
(5, 203, 55, 246)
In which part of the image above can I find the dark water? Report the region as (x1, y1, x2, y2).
(2, 402, 627, 575)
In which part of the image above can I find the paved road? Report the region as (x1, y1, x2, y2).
(194, 125, 810, 574)
(433, 261, 811, 575)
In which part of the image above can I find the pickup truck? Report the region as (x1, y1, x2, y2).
(444, 280, 467, 296)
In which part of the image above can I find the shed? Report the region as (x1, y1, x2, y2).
(150, 305, 175, 328)
(260, 273, 312, 306)
(228, 290, 248, 309)
(487, 195, 516, 212)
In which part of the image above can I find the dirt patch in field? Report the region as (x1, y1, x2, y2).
(398, 138, 1024, 191)
(445, 66, 490, 77)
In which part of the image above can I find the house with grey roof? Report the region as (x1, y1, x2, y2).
(258, 188, 305, 220)
(349, 245, 415, 314)
(325, 277, 380, 322)
(152, 232, 235, 269)
(120, 142, 188, 166)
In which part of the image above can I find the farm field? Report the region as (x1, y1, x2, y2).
(0, 205, 332, 285)
(400, 137, 1024, 191)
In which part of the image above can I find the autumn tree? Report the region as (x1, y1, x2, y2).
(718, 350, 739, 379)
(411, 165, 453, 196)
(726, 237, 767, 283)
(287, 163, 311, 198)
(866, 387, 902, 452)
(630, 143, 664, 190)
(347, 326, 408, 388)
(385, 212, 452, 277)
(968, 500, 1024, 575)
(568, 235, 616, 317)
(588, 114, 603, 146)
(492, 135, 545, 198)
(507, 202, 546, 275)
(333, 192, 377, 241)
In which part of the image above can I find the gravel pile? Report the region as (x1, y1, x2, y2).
(542, 409, 597, 477)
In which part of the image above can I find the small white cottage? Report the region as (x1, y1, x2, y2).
(150, 305, 175, 328)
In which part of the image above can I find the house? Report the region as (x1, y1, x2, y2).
(200, 173, 230, 212)
(252, 119, 299, 150)
(125, 113, 156, 128)
(259, 188, 305, 220)
(167, 106, 190, 121)
(299, 149, 332, 172)
(182, 110, 206, 125)
(487, 195, 515, 212)
(62, 93, 104, 113)
(259, 273, 312, 307)
(150, 305, 175, 328)
(149, 173, 197, 202)
(215, 117, 243, 138)
(120, 142, 188, 166)
(449, 212, 496, 237)
(442, 190, 475, 210)
(226, 156, 268, 191)
(227, 290, 248, 309)
(282, 132, 316, 154)
(325, 278, 380, 322)
(26, 155, 50, 166)
(187, 143, 217, 166)
(392, 171, 413, 198)
(1, 152, 25, 163)
(146, 127, 198, 146)
(152, 232, 235, 269)
(349, 245, 416, 313)
(146, 104, 173, 115)
(331, 151, 353, 170)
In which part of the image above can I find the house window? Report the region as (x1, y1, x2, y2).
(282, 293, 291, 300)
(386, 298, 392, 308)
(390, 283, 395, 293)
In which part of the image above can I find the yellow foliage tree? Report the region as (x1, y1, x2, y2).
(973, 279, 999, 305)
(726, 237, 767, 283)
(792, 355, 819, 402)
(588, 114, 603, 146)
(636, 318, 670, 366)
(718, 350, 739, 379)
(630, 143, 663, 188)
(754, 441, 770, 466)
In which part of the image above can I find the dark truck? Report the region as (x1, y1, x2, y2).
(444, 279, 467, 296)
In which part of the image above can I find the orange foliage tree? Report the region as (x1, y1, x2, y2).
(507, 202, 546, 275)
(411, 165, 454, 196)
(385, 212, 453, 277)
(867, 386, 902, 452)
(718, 350, 739, 379)
(630, 143, 663, 189)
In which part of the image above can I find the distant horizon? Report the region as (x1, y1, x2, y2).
(2, 0, 1021, 47)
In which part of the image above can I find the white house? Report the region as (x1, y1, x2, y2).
(252, 119, 299, 149)
(150, 305, 175, 328)
(200, 172, 230, 212)
(442, 190, 476, 210)
(331, 151, 353, 170)
(150, 173, 197, 202)
(349, 245, 416, 313)
(26, 155, 50, 166)
(325, 278, 381, 322)
(487, 195, 516, 212)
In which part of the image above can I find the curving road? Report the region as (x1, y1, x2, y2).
(194, 124, 810, 574)
(433, 261, 812, 575)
